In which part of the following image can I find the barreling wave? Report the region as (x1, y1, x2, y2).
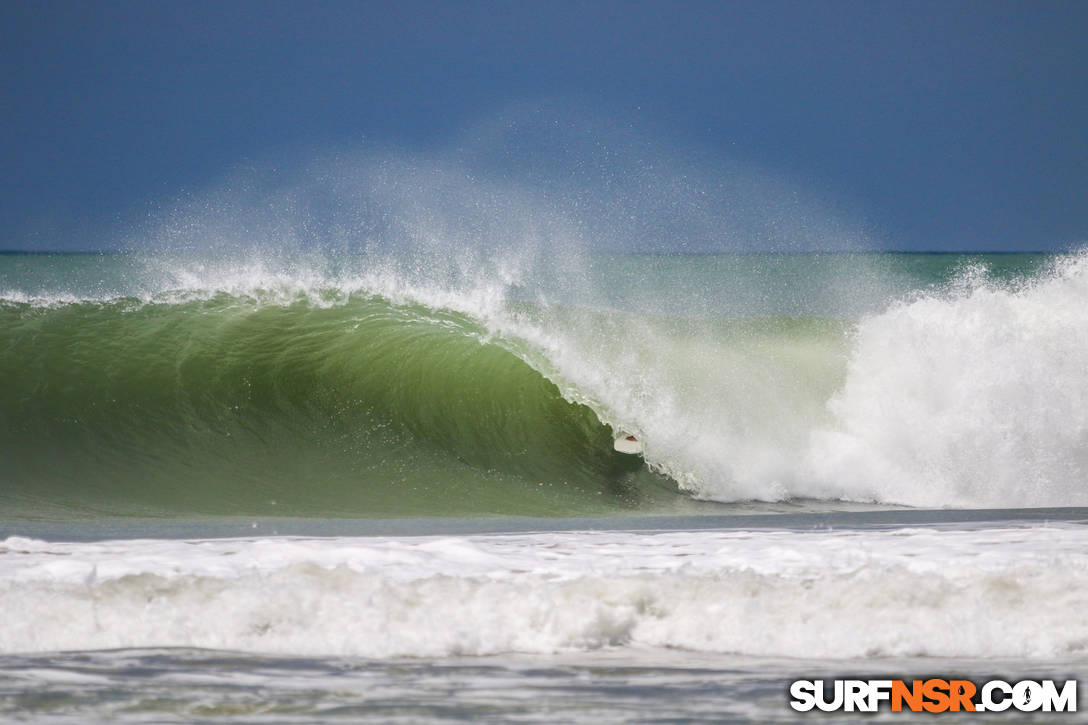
(1, 250, 1086, 516)
(0, 287, 672, 518)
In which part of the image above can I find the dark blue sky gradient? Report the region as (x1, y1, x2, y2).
(2, 0, 1086, 251)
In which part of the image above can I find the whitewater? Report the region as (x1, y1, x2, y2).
(5, 524, 1088, 659)
(1, 249, 1086, 722)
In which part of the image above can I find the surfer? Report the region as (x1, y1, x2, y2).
(613, 433, 643, 455)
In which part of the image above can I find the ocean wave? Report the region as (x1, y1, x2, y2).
(0, 289, 665, 517)
(1, 251, 1084, 513)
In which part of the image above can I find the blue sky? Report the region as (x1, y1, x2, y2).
(2, 0, 1086, 251)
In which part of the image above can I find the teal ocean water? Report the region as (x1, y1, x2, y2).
(1, 250, 1086, 722)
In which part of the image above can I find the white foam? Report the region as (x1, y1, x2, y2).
(0, 289, 92, 306)
(514, 251, 1088, 508)
(0, 254, 517, 324)
(804, 254, 1088, 507)
(3, 525, 1087, 659)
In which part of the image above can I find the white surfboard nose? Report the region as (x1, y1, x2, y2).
(613, 434, 643, 455)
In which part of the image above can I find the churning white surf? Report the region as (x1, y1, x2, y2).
(3, 525, 1088, 659)
(804, 253, 1088, 507)
(493, 251, 1088, 509)
(2, 250, 1085, 510)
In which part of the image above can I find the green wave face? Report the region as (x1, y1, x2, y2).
(0, 295, 665, 518)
